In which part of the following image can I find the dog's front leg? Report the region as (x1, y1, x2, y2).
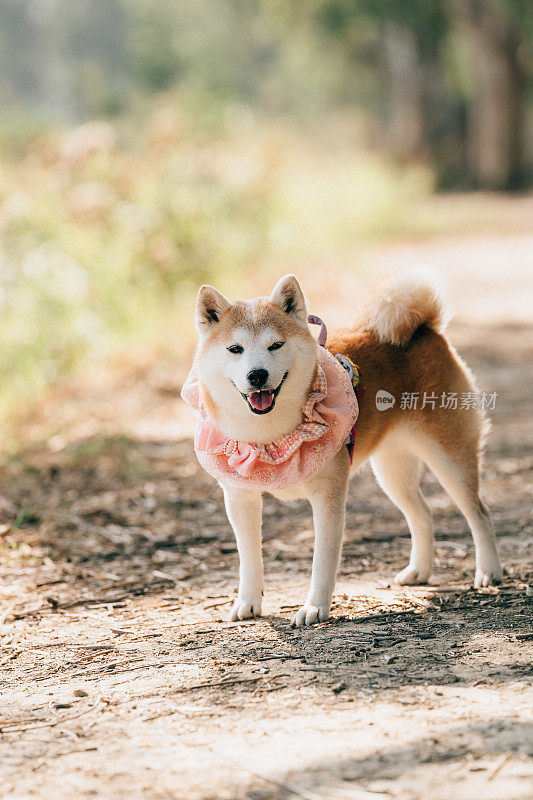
(293, 452, 349, 627)
(223, 485, 263, 621)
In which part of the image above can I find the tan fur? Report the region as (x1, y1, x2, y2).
(327, 324, 484, 478)
(191, 272, 502, 626)
(358, 269, 451, 346)
(199, 383, 219, 422)
(202, 299, 312, 350)
(197, 297, 316, 442)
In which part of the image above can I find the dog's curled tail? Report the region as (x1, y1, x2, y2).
(362, 269, 451, 346)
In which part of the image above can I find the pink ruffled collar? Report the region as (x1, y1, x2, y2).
(181, 346, 358, 489)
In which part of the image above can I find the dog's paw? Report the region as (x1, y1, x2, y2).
(228, 597, 262, 622)
(394, 564, 432, 585)
(474, 559, 502, 588)
(292, 604, 329, 627)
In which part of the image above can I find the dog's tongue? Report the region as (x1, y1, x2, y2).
(249, 390, 274, 411)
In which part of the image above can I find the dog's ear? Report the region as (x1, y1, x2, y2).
(269, 275, 308, 329)
(195, 285, 231, 335)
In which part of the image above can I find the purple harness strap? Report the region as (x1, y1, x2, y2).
(308, 313, 359, 464)
(307, 314, 327, 347)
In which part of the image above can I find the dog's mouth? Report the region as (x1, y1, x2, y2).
(241, 372, 288, 415)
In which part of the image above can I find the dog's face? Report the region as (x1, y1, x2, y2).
(194, 275, 318, 443)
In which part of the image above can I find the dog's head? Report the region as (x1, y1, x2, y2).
(194, 275, 318, 443)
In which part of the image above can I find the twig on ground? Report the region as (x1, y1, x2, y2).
(488, 752, 512, 780)
(0, 649, 21, 666)
(203, 599, 232, 609)
(0, 697, 103, 734)
(31, 746, 98, 771)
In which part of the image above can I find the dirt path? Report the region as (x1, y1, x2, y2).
(1, 233, 532, 799)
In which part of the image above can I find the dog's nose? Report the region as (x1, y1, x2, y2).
(247, 368, 268, 389)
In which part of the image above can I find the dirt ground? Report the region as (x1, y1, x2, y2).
(1, 230, 532, 800)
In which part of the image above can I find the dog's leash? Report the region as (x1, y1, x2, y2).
(308, 314, 362, 462)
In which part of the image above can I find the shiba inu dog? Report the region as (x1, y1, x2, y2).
(183, 273, 502, 626)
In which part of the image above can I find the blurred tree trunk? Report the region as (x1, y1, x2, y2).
(452, 0, 526, 190)
(383, 22, 426, 160)
(382, 19, 456, 187)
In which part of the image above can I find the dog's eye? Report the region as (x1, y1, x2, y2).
(227, 344, 244, 354)
(268, 341, 284, 351)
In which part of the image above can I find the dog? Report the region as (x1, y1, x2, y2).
(182, 272, 502, 626)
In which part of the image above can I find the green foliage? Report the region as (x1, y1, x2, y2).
(0, 0, 530, 188)
(0, 100, 276, 420)
(0, 0, 530, 427)
(0, 96, 440, 426)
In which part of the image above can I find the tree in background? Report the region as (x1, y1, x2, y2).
(294, 0, 531, 189)
(0, 0, 530, 190)
(450, 0, 528, 190)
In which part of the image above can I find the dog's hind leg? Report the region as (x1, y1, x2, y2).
(371, 433, 434, 585)
(223, 486, 264, 620)
(411, 434, 502, 588)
